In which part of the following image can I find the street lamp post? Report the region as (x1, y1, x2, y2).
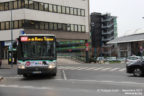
(10, 7, 13, 68)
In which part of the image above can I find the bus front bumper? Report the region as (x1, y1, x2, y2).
(17, 67, 57, 75)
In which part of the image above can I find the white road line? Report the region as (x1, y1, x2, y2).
(0, 84, 53, 90)
(101, 68, 111, 71)
(62, 70, 67, 80)
(118, 68, 126, 72)
(59, 66, 125, 72)
(84, 67, 96, 70)
(93, 67, 104, 71)
(68, 79, 144, 86)
(110, 68, 120, 71)
(5, 76, 22, 79)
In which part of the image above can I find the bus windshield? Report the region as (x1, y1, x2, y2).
(19, 41, 56, 60)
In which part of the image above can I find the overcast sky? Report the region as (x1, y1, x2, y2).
(90, 0, 144, 37)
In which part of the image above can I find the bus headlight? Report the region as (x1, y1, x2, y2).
(48, 62, 56, 69)
(18, 65, 25, 69)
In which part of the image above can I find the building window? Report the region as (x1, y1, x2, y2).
(1, 22, 5, 30)
(0, 1, 85, 17)
(71, 25, 74, 32)
(81, 9, 85, 16)
(82, 25, 85, 32)
(0, 3, 4, 11)
(21, 0, 25, 8)
(70, 7, 74, 15)
(53, 5, 57, 13)
(45, 22, 49, 30)
(66, 7, 70, 14)
(33, 2, 39, 10)
(0, 20, 85, 33)
(49, 22, 53, 30)
(54, 23, 58, 30)
(78, 25, 82, 32)
(74, 8, 78, 15)
(14, 21, 19, 29)
(5, 21, 10, 30)
(9, 1, 14, 10)
(25, 0, 29, 8)
(29, 0, 33, 9)
(44, 3, 49, 11)
(58, 23, 62, 30)
(19, 20, 24, 28)
(4, 2, 9, 10)
(17, 0, 22, 8)
(14, 1, 18, 9)
(62, 6, 66, 14)
(35, 22, 40, 29)
(74, 25, 78, 32)
(67, 24, 71, 31)
(39, 3, 44, 11)
(57, 5, 62, 13)
(78, 9, 81, 16)
(63, 24, 67, 31)
(40, 22, 44, 30)
(49, 4, 53, 12)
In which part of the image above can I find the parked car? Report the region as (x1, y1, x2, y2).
(126, 56, 141, 64)
(126, 60, 144, 77)
(106, 57, 117, 62)
(117, 57, 126, 62)
(97, 57, 105, 61)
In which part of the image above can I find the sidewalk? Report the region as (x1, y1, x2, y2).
(0, 59, 17, 69)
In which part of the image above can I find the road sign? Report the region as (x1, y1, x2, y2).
(85, 43, 89, 47)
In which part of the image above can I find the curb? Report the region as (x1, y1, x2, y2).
(0, 76, 4, 81)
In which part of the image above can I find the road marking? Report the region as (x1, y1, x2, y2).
(118, 68, 126, 72)
(110, 68, 120, 71)
(59, 66, 126, 72)
(84, 67, 97, 70)
(93, 67, 104, 70)
(101, 68, 111, 71)
(0, 84, 53, 90)
(76, 67, 89, 70)
(62, 70, 67, 80)
(68, 79, 144, 86)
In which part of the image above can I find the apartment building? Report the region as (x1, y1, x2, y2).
(91, 12, 117, 57)
(0, 0, 90, 58)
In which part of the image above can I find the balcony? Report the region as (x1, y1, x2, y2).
(101, 23, 114, 29)
(102, 36, 114, 42)
(102, 29, 114, 35)
(101, 17, 113, 22)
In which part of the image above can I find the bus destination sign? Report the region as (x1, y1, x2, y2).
(20, 36, 54, 42)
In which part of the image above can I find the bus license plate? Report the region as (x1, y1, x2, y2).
(32, 71, 41, 74)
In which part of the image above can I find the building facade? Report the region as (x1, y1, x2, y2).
(91, 12, 117, 57)
(0, 0, 90, 58)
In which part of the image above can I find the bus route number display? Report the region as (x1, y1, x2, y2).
(20, 37, 54, 42)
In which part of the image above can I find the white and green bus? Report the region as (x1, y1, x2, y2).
(17, 34, 57, 77)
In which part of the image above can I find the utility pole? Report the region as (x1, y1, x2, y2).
(10, 6, 13, 68)
(85, 40, 89, 63)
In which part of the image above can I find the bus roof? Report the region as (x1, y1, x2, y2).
(19, 34, 55, 37)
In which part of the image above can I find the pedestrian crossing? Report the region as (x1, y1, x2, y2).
(58, 66, 126, 72)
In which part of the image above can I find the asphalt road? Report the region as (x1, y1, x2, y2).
(0, 60, 144, 96)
